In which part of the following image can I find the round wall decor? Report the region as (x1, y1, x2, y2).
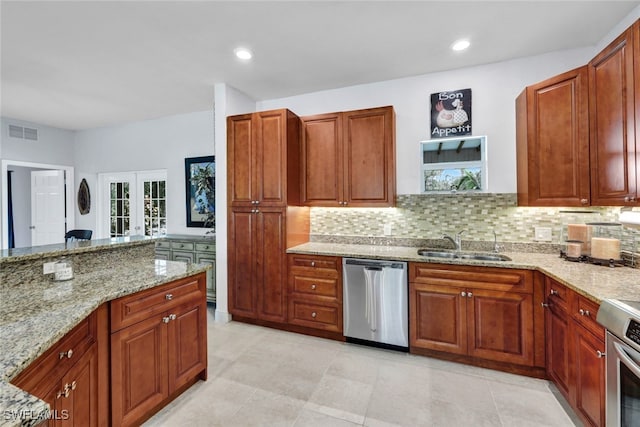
(78, 178, 91, 215)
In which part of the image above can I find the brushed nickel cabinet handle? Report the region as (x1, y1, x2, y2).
(311, 312, 317, 318)
(59, 349, 73, 360)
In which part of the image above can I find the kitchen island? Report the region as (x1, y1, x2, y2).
(0, 237, 209, 427)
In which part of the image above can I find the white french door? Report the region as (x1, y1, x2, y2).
(98, 170, 167, 239)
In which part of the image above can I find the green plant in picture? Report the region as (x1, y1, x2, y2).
(454, 169, 481, 190)
(191, 164, 215, 215)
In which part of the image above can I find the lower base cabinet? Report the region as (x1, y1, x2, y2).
(409, 262, 542, 371)
(544, 277, 605, 427)
(110, 273, 208, 427)
(11, 305, 109, 427)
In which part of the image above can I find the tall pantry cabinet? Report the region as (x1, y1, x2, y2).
(227, 109, 309, 324)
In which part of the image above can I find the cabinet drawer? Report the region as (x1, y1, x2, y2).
(195, 242, 215, 253)
(292, 275, 338, 298)
(155, 241, 171, 249)
(409, 262, 533, 293)
(545, 277, 570, 312)
(288, 299, 341, 332)
(12, 312, 96, 392)
(171, 241, 194, 251)
(289, 254, 340, 276)
(573, 294, 604, 340)
(172, 251, 195, 264)
(111, 274, 205, 332)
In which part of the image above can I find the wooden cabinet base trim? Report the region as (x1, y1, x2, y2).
(231, 316, 345, 342)
(410, 346, 546, 379)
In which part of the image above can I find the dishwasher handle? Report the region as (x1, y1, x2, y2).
(344, 258, 405, 269)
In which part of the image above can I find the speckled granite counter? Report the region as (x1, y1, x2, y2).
(0, 244, 209, 426)
(287, 242, 640, 302)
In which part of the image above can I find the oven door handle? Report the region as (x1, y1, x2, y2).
(613, 342, 640, 378)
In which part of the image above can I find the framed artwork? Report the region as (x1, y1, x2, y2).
(430, 88, 472, 138)
(184, 156, 215, 228)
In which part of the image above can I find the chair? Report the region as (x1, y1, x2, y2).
(65, 229, 92, 242)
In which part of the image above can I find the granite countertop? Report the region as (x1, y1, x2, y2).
(0, 235, 156, 263)
(287, 242, 640, 302)
(0, 258, 209, 427)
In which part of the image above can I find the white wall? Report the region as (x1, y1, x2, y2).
(213, 83, 256, 322)
(257, 47, 593, 194)
(74, 110, 214, 236)
(0, 117, 76, 248)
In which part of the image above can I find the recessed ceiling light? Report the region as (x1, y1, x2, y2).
(451, 40, 470, 51)
(234, 47, 253, 60)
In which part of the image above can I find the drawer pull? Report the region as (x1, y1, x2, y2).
(541, 302, 549, 308)
(461, 291, 467, 297)
(579, 309, 591, 317)
(169, 314, 177, 321)
(311, 284, 317, 290)
(467, 292, 473, 298)
(165, 293, 173, 300)
(550, 289, 558, 295)
(56, 391, 62, 399)
(311, 312, 317, 318)
(311, 261, 316, 267)
(59, 349, 73, 360)
(162, 316, 170, 323)
(596, 350, 606, 358)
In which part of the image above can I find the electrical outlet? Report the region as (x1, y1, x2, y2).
(534, 227, 553, 242)
(43, 261, 57, 274)
(383, 223, 392, 236)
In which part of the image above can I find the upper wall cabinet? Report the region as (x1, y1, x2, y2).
(589, 20, 639, 206)
(516, 19, 639, 207)
(516, 66, 590, 206)
(300, 106, 396, 207)
(227, 109, 301, 207)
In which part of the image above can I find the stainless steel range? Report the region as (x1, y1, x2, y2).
(597, 299, 640, 426)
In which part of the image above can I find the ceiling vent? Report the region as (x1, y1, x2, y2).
(8, 124, 39, 141)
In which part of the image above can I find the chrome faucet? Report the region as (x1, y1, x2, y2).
(442, 230, 465, 251)
(493, 230, 503, 253)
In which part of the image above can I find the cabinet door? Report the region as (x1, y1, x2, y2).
(167, 302, 207, 392)
(573, 324, 606, 427)
(409, 283, 467, 355)
(516, 66, 590, 206)
(228, 208, 257, 318)
(255, 208, 287, 322)
(111, 315, 168, 427)
(172, 250, 194, 264)
(60, 345, 98, 427)
(546, 301, 572, 399)
(342, 106, 395, 207)
(195, 252, 216, 303)
(589, 25, 638, 206)
(256, 110, 288, 206)
(300, 113, 343, 206)
(467, 289, 534, 366)
(227, 113, 255, 205)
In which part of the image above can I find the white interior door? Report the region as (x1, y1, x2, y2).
(31, 170, 66, 246)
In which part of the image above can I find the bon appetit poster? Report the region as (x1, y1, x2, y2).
(430, 88, 472, 138)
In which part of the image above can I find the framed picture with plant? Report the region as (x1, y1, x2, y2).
(184, 156, 215, 228)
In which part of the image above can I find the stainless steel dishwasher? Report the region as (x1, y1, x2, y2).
(343, 258, 408, 350)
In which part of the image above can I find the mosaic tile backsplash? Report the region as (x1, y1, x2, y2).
(310, 193, 639, 254)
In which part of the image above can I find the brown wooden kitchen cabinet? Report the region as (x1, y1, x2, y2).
(227, 108, 309, 325)
(228, 109, 301, 207)
(516, 66, 591, 206)
(409, 263, 542, 372)
(287, 254, 343, 337)
(110, 274, 207, 427)
(12, 305, 109, 427)
(228, 206, 288, 323)
(300, 106, 396, 207)
(543, 277, 605, 427)
(589, 20, 639, 206)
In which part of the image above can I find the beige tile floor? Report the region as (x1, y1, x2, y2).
(144, 307, 579, 427)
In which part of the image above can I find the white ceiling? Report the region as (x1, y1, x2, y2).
(1, 1, 638, 130)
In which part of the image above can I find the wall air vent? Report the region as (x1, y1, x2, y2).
(8, 124, 39, 141)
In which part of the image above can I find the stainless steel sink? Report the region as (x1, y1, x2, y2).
(417, 249, 511, 262)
